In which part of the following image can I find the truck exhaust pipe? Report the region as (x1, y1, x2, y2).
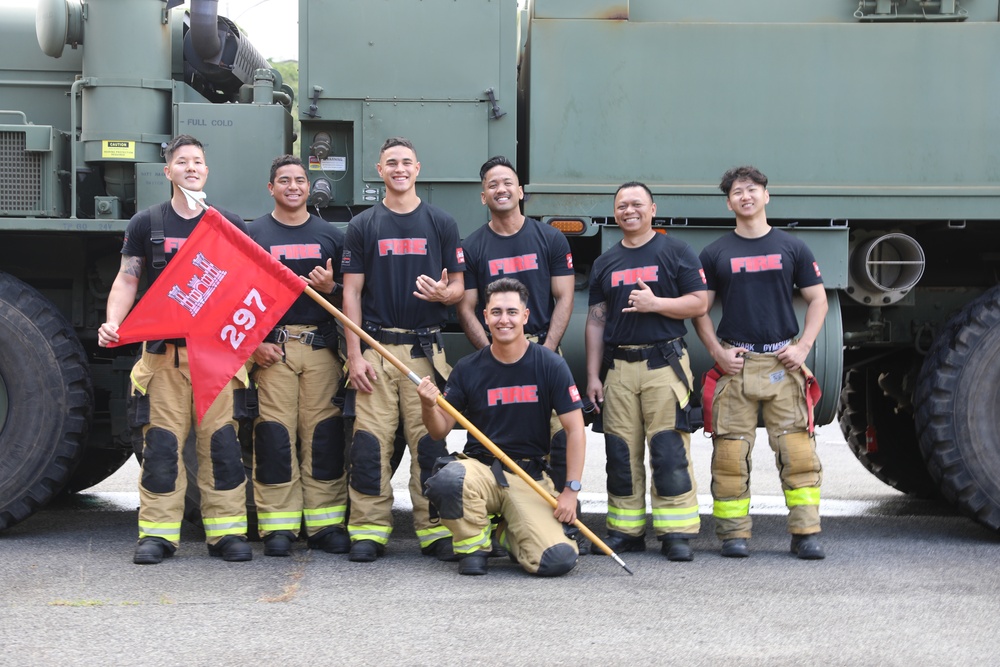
(847, 232, 926, 305)
(189, 0, 222, 61)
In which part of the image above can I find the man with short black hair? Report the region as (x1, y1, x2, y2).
(98, 134, 253, 564)
(694, 165, 829, 560)
(457, 155, 577, 501)
(247, 155, 349, 557)
(420, 277, 585, 576)
(458, 155, 574, 355)
(586, 181, 707, 562)
(341, 137, 465, 562)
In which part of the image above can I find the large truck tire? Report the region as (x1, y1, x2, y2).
(62, 439, 134, 494)
(0, 273, 93, 531)
(838, 358, 937, 498)
(915, 285, 1000, 532)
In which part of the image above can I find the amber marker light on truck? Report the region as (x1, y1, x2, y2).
(548, 218, 587, 235)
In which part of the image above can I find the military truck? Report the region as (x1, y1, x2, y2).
(2, 0, 998, 533)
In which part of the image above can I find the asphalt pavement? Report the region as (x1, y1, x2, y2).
(1, 424, 998, 666)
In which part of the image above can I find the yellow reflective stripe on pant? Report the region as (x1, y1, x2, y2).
(203, 515, 249, 538)
(652, 506, 700, 530)
(348, 523, 391, 545)
(129, 367, 149, 396)
(257, 511, 302, 532)
(784, 487, 820, 507)
(453, 526, 491, 555)
(303, 505, 347, 530)
(714, 498, 751, 519)
(416, 524, 451, 549)
(607, 506, 646, 531)
(138, 520, 181, 543)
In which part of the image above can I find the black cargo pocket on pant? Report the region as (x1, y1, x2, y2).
(129, 391, 150, 428)
(232, 387, 258, 420)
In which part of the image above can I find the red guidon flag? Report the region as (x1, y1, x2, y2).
(110, 207, 305, 421)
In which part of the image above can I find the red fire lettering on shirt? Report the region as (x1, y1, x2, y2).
(488, 254, 540, 277)
(730, 254, 783, 273)
(271, 244, 322, 260)
(569, 385, 581, 403)
(487, 385, 540, 406)
(813, 261, 822, 277)
(611, 266, 659, 286)
(378, 238, 428, 256)
(165, 237, 186, 253)
(566, 253, 574, 270)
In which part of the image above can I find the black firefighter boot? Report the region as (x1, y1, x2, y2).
(790, 533, 826, 560)
(660, 536, 693, 562)
(263, 531, 295, 557)
(208, 535, 253, 562)
(458, 551, 489, 576)
(133, 537, 176, 565)
(308, 525, 351, 554)
(592, 530, 646, 555)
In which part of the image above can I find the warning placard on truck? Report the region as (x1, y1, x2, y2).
(102, 141, 135, 159)
(308, 156, 347, 172)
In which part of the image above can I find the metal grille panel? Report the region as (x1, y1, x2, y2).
(0, 132, 42, 212)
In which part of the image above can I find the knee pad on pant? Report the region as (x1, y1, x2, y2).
(776, 431, 822, 488)
(548, 430, 567, 489)
(311, 416, 346, 481)
(649, 430, 693, 497)
(423, 462, 466, 521)
(417, 435, 449, 490)
(535, 542, 577, 577)
(605, 433, 633, 497)
(141, 427, 179, 494)
(712, 438, 751, 499)
(253, 421, 292, 485)
(348, 430, 382, 495)
(210, 424, 245, 491)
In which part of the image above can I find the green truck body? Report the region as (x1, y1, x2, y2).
(2, 0, 998, 531)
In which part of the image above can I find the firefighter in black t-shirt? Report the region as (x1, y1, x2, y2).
(457, 156, 580, 549)
(98, 134, 252, 565)
(585, 182, 708, 562)
(247, 155, 349, 557)
(340, 137, 466, 563)
(693, 165, 829, 560)
(457, 155, 574, 354)
(419, 278, 586, 576)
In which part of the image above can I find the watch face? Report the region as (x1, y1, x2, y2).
(567, 480, 582, 492)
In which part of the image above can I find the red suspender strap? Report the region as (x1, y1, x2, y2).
(801, 364, 822, 436)
(701, 366, 724, 436)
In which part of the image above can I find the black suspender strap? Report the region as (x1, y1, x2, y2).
(150, 202, 169, 270)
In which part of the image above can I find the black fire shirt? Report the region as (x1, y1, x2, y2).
(588, 232, 706, 346)
(699, 228, 823, 344)
(341, 201, 464, 330)
(444, 343, 583, 460)
(248, 213, 344, 326)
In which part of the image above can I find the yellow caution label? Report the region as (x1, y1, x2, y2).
(102, 140, 135, 159)
(308, 156, 322, 171)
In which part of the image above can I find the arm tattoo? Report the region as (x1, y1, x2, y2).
(120, 255, 144, 278)
(588, 302, 607, 324)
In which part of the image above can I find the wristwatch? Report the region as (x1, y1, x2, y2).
(564, 480, 582, 492)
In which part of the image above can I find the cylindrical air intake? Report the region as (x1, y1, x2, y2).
(847, 233, 926, 305)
